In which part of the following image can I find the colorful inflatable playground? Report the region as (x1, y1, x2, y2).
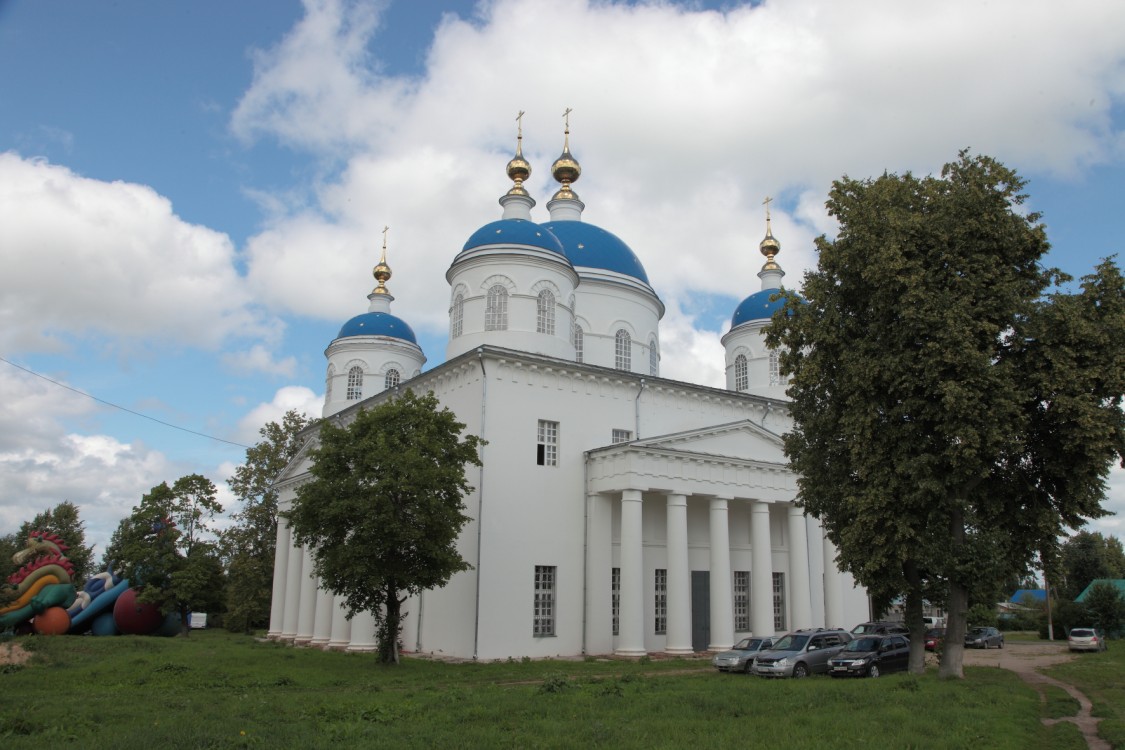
(0, 531, 179, 637)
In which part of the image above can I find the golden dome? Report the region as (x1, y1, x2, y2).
(506, 110, 531, 196)
(759, 196, 781, 265)
(372, 227, 392, 295)
(551, 108, 581, 200)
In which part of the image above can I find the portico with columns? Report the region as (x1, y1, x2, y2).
(583, 420, 837, 657)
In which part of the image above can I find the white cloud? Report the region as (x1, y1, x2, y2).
(0, 366, 179, 558)
(0, 152, 281, 354)
(222, 344, 298, 378)
(231, 0, 1125, 392)
(235, 386, 322, 446)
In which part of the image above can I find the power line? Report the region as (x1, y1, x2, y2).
(0, 355, 252, 450)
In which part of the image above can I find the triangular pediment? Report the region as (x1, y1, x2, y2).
(629, 420, 786, 464)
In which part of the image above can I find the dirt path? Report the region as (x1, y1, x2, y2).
(962, 642, 1108, 750)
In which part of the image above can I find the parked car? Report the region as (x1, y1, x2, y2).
(712, 637, 775, 673)
(851, 621, 909, 637)
(922, 615, 946, 629)
(828, 634, 910, 678)
(924, 627, 945, 652)
(1067, 628, 1108, 653)
(752, 629, 852, 678)
(964, 626, 1004, 649)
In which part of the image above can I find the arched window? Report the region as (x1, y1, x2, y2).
(769, 350, 781, 386)
(346, 366, 364, 400)
(735, 354, 748, 391)
(573, 325, 584, 363)
(485, 285, 508, 331)
(536, 290, 555, 335)
(451, 293, 464, 338)
(649, 338, 659, 376)
(385, 369, 400, 389)
(326, 364, 335, 400)
(615, 329, 631, 371)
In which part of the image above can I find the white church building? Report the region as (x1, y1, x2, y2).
(267, 124, 869, 659)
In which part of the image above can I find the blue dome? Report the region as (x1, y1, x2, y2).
(730, 289, 787, 328)
(336, 311, 418, 343)
(462, 219, 566, 256)
(542, 221, 650, 285)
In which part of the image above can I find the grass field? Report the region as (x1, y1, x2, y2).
(0, 631, 1119, 749)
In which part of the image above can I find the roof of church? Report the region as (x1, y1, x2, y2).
(462, 218, 567, 256)
(336, 311, 418, 343)
(730, 288, 787, 328)
(542, 220, 650, 284)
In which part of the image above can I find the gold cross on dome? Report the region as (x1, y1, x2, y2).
(516, 110, 525, 138)
(562, 107, 572, 131)
(762, 196, 773, 221)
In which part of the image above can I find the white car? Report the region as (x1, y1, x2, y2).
(1067, 628, 1108, 652)
(712, 637, 775, 673)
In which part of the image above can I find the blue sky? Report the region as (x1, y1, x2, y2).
(1, 0, 1123, 556)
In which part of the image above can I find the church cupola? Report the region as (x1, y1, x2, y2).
(722, 198, 791, 397)
(323, 228, 426, 417)
(546, 108, 585, 222)
(445, 113, 579, 362)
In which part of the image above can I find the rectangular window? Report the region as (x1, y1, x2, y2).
(772, 571, 786, 631)
(611, 567, 620, 636)
(537, 420, 558, 466)
(534, 565, 556, 636)
(611, 429, 632, 444)
(654, 568, 667, 635)
(734, 571, 750, 632)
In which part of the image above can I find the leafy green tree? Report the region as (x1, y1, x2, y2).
(107, 477, 226, 636)
(1058, 531, 1125, 600)
(768, 151, 1125, 678)
(224, 409, 313, 633)
(1082, 581, 1125, 636)
(286, 390, 483, 664)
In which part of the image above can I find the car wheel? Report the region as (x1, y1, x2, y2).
(868, 664, 880, 678)
(745, 661, 754, 674)
(793, 663, 809, 678)
(998, 640, 1003, 649)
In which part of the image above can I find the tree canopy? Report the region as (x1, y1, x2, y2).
(768, 151, 1125, 678)
(224, 409, 313, 633)
(286, 390, 483, 664)
(1057, 531, 1125, 600)
(106, 475, 226, 635)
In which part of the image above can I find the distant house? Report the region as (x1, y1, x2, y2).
(1075, 579, 1125, 603)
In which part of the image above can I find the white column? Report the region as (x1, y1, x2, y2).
(750, 500, 774, 637)
(787, 504, 813, 631)
(584, 493, 613, 655)
(665, 493, 692, 654)
(280, 538, 304, 641)
(708, 497, 734, 650)
(267, 520, 291, 639)
(327, 595, 352, 650)
(294, 546, 318, 645)
(347, 609, 379, 652)
(823, 532, 844, 630)
(615, 489, 646, 656)
(310, 585, 335, 647)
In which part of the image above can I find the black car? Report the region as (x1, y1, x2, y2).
(828, 635, 910, 678)
(850, 621, 909, 637)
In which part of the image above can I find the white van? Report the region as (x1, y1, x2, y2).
(922, 616, 945, 629)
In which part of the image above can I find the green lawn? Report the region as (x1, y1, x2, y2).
(1044, 643, 1125, 749)
(0, 631, 1113, 749)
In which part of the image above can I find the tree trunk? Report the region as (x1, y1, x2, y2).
(939, 506, 967, 679)
(180, 605, 191, 638)
(379, 582, 402, 665)
(903, 560, 927, 674)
